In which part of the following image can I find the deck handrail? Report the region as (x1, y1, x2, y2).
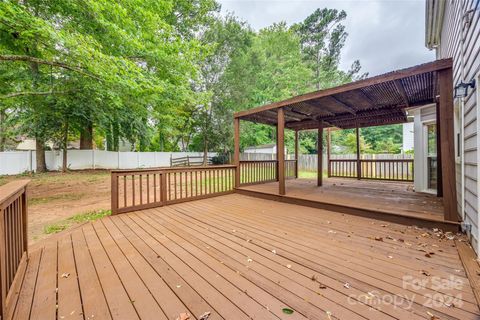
(0, 180, 29, 319)
(111, 165, 237, 214)
(239, 159, 297, 186)
(329, 158, 414, 181)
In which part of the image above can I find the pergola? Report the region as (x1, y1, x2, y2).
(233, 58, 458, 221)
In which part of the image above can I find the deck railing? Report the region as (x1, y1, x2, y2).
(329, 159, 414, 181)
(239, 160, 297, 186)
(111, 165, 236, 214)
(0, 180, 29, 319)
(239, 160, 277, 185)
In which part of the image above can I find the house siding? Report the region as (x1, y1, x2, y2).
(435, 0, 479, 251)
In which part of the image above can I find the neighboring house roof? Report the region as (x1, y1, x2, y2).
(425, 0, 446, 49)
(244, 143, 276, 150)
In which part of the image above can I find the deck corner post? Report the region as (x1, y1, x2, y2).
(277, 108, 285, 195)
(327, 128, 331, 178)
(111, 172, 118, 214)
(438, 67, 458, 222)
(356, 121, 361, 180)
(294, 129, 299, 179)
(317, 120, 324, 187)
(234, 117, 240, 188)
(160, 172, 168, 204)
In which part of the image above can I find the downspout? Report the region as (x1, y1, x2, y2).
(460, 0, 466, 222)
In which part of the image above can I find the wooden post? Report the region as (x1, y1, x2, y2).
(356, 121, 361, 180)
(277, 108, 285, 195)
(438, 67, 458, 221)
(327, 128, 331, 177)
(317, 121, 324, 186)
(234, 118, 240, 188)
(275, 126, 279, 181)
(435, 101, 443, 197)
(111, 172, 118, 214)
(294, 129, 299, 178)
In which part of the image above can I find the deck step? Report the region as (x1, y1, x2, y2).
(235, 188, 460, 232)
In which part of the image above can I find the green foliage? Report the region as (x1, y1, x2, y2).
(1, 2, 395, 159)
(43, 209, 111, 234)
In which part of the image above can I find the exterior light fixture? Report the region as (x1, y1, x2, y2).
(454, 79, 476, 98)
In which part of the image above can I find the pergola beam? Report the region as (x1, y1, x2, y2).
(330, 95, 356, 114)
(394, 79, 410, 107)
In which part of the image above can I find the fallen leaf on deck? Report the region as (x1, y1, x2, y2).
(272, 249, 277, 254)
(421, 270, 431, 276)
(344, 283, 350, 289)
(326, 311, 333, 320)
(311, 275, 317, 281)
(425, 253, 432, 258)
(199, 311, 211, 320)
(61, 273, 70, 278)
(176, 313, 191, 320)
(319, 284, 327, 289)
(374, 237, 383, 242)
(286, 264, 292, 269)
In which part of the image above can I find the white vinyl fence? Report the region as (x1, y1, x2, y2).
(240, 152, 413, 172)
(0, 150, 217, 175)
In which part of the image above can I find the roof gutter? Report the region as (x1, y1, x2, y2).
(425, 0, 446, 49)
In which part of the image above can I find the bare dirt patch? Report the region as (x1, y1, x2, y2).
(0, 170, 111, 244)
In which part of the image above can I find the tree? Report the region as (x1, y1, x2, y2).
(0, 0, 213, 170)
(292, 8, 368, 90)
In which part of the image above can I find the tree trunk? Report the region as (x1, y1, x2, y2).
(0, 110, 5, 152)
(79, 121, 93, 149)
(35, 137, 47, 173)
(203, 136, 208, 166)
(62, 119, 69, 172)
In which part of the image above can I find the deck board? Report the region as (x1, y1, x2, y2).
(10, 194, 479, 320)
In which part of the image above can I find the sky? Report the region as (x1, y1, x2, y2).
(217, 0, 435, 77)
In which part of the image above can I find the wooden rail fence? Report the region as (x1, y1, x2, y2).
(111, 165, 236, 214)
(239, 160, 297, 186)
(329, 159, 414, 181)
(170, 155, 213, 167)
(0, 180, 29, 319)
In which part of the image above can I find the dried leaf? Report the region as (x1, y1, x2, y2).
(61, 273, 70, 278)
(344, 282, 350, 289)
(421, 270, 431, 276)
(176, 312, 191, 320)
(199, 311, 211, 320)
(318, 284, 327, 289)
(326, 311, 333, 320)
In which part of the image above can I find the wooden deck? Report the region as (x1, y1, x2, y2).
(7, 194, 478, 319)
(237, 178, 458, 230)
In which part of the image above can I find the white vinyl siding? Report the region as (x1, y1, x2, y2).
(436, 0, 479, 252)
